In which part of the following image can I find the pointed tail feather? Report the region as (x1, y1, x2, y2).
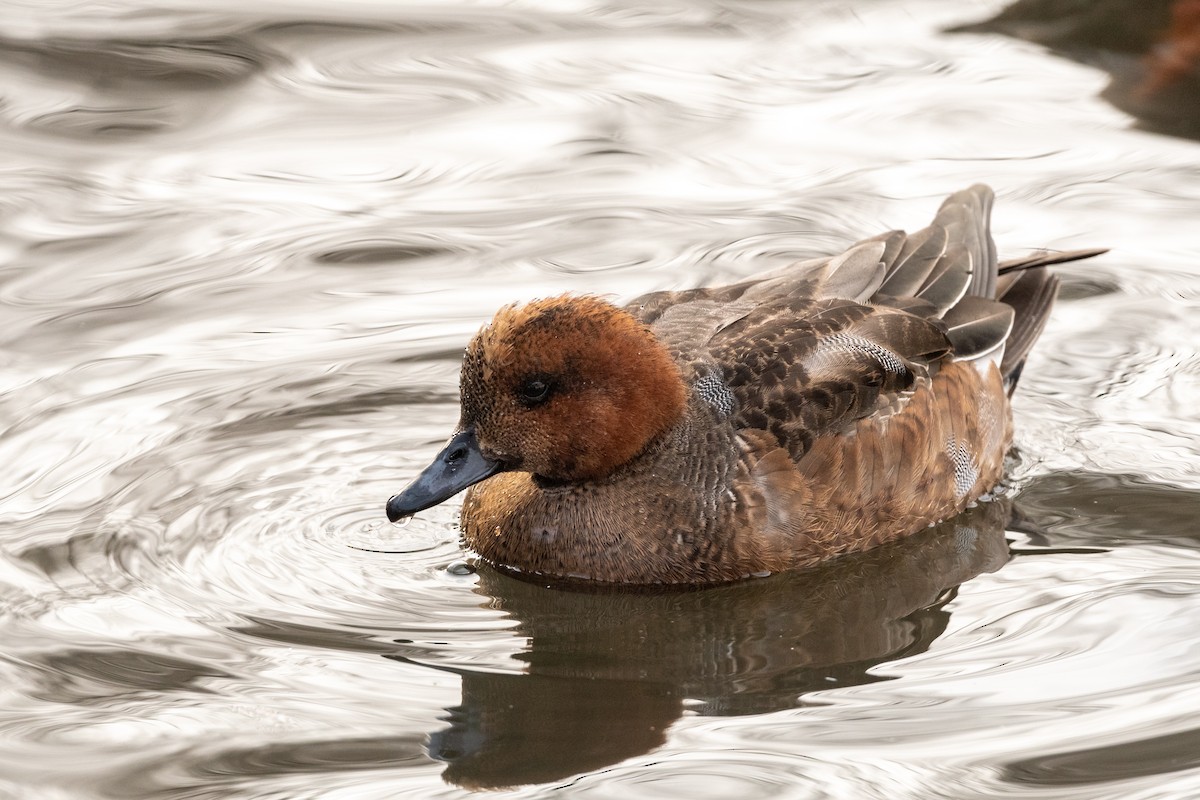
(996, 247, 1105, 392)
(999, 247, 1109, 274)
(997, 267, 1061, 393)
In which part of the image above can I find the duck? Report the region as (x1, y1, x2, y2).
(385, 185, 1103, 585)
(951, 0, 1200, 138)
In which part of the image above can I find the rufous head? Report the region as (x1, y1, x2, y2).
(386, 295, 686, 521)
(461, 294, 686, 482)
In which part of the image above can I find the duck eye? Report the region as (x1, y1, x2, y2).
(517, 378, 552, 405)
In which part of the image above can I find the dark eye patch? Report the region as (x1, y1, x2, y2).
(517, 377, 553, 406)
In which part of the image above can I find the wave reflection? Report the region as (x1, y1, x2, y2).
(1, 0, 1199, 798)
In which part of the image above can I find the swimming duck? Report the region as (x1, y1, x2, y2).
(386, 185, 1102, 585)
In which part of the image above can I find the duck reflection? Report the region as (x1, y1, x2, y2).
(401, 499, 1011, 789)
(952, 0, 1200, 139)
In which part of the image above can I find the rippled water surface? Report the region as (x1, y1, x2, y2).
(3, 0, 1199, 797)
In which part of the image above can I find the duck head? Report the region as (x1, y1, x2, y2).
(386, 295, 687, 521)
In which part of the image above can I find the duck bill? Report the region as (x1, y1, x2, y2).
(386, 428, 503, 521)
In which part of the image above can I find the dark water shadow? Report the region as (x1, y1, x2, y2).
(393, 468, 1200, 788)
(0, 33, 279, 138)
(1012, 470, 1200, 549)
(96, 734, 431, 800)
(1002, 724, 1200, 787)
(397, 500, 1013, 789)
(950, 0, 1200, 140)
(206, 386, 458, 440)
(990, 478, 1200, 795)
(200, 470, 1200, 791)
(25, 648, 234, 704)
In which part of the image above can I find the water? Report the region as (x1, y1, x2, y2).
(2, 0, 1199, 797)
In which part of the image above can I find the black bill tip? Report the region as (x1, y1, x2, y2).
(385, 428, 503, 522)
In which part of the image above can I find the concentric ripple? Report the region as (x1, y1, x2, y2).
(3, 0, 1200, 798)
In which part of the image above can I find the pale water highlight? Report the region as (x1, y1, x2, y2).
(2, 0, 1199, 797)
